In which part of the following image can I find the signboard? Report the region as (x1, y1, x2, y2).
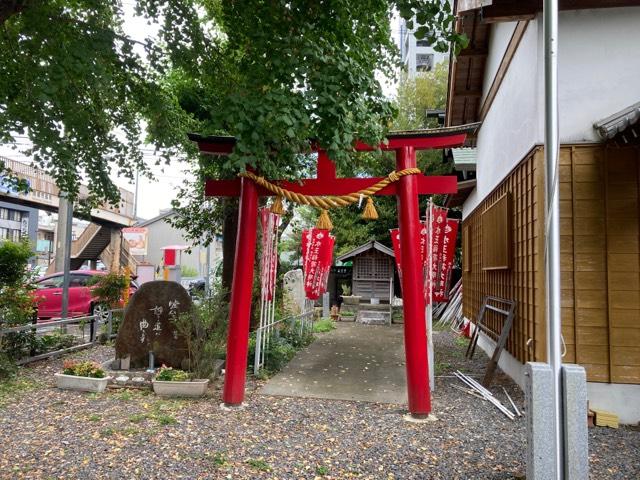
(123, 227, 149, 256)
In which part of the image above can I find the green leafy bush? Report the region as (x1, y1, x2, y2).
(0, 240, 32, 286)
(62, 360, 106, 378)
(0, 240, 37, 378)
(88, 272, 127, 308)
(172, 290, 228, 379)
(313, 318, 336, 333)
(180, 265, 199, 277)
(36, 329, 76, 353)
(155, 366, 190, 382)
(248, 318, 315, 375)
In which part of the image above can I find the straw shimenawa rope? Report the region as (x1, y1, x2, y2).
(238, 168, 421, 210)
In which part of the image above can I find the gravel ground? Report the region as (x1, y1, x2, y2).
(0, 331, 637, 479)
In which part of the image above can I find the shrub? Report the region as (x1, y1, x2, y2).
(0, 240, 32, 286)
(180, 265, 199, 277)
(313, 318, 336, 333)
(36, 329, 76, 353)
(62, 360, 106, 378)
(88, 271, 127, 308)
(155, 365, 190, 382)
(0, 240, 37, 379)
(172, 290, 228, 379)
(0, 353, 17, 380)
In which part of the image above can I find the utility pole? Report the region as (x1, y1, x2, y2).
(133, 169, 139, 219)
(57, 193, 74, 320)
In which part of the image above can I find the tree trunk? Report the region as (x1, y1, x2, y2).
(221, 198, 239, 301)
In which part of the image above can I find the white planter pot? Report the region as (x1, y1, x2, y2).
(55, 373, 109, 393)
(152, 379, 209, 397)
(341, 295, 361, 305)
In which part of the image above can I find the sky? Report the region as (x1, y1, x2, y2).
(1, 6, 402, 222)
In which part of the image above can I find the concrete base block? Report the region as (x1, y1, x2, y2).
(562, 364, 588, 480)
(402, 413, 438, 424)
(525, 362, 557, 480)
(219, 402, 247, 412)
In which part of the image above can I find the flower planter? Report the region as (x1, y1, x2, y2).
(55, 373, 109, 393)
(152, 379, 209, 397)
(341, 295, 361, 306)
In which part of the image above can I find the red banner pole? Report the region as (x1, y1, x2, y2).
(222, 176, 259, 406)
(396, 146, 431, 416)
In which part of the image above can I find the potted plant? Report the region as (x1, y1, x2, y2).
(340, 284, 361, 306)
(55, 360, 109, 393)
(152, 365, 209, 397)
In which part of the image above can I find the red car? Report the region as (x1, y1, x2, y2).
(34, 270, 138, 322)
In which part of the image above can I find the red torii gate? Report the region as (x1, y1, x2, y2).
(190, 125, 472, 417)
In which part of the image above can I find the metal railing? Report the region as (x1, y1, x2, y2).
(253, 300, 314, 375)
(0, 309, 123, 365)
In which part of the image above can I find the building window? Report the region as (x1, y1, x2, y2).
(416, 53, 434, 72)
(0, 227, 21, 242)
(416, 39, 430, 47)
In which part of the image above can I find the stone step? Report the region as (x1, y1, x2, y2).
(357, 310, 391, 325)
(355, 303, 391, 311)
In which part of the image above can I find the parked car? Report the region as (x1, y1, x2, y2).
(33, 270, 138, 322)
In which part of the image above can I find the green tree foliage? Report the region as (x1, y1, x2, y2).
(0, 1, 195, 207)
(0, 239, 32, 286)
(0, 240, 36, 377)
(281, 63, 452, 257)
(164, 0, 466, 240)
(395, 62, 449, 130)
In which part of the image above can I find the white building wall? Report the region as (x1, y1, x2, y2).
(463, 18, 542, 217)
(558, 8, 640, 142)
(481, 21, 517, 105)
(464, 7, 640, 218)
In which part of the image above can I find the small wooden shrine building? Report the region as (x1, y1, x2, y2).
(336, 241, 396, 304)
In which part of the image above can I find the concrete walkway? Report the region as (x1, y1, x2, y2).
(259, 322, 407, 404)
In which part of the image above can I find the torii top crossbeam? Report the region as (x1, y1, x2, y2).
(190, 123, 477, 418)
(189, 124, 478, 198)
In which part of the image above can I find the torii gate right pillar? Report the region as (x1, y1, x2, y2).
(396, 146, 431, 415)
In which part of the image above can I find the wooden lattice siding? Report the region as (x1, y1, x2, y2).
(462, 147, 544, 364)
(463, 144, 640, 384)
(481, 193, 513, 270)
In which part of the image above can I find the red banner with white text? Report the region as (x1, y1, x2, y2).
(260, 208, 280, 301)
(433, 218, 459, 302)
(302, 228, 335, 300)
(390, 224, 429, 290)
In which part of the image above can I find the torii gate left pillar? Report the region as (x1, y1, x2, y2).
(191, 128, 468, 416)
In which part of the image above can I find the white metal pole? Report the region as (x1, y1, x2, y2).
(427, 199, 435, 391)
(543, 0, 563, 477)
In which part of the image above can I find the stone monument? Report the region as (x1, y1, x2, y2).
(282, 269, 305, 316)
(115, 280, 192, 369)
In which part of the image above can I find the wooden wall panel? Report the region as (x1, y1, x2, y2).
(463, 147, 541, 364)
(463, 144, 640, 384)
(606, 146, 640, 384)
(568, 146, 609, 381)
